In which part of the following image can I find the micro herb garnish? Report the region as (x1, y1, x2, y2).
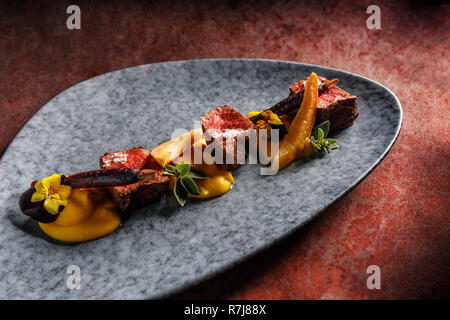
(311, 120, 339, 154)
(163, 164, 208, 206)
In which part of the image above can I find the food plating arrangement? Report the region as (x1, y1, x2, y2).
(18, 72, 358, 243)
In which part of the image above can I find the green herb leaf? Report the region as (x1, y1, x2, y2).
(164, 165, 177, 173)
(163, 164, 208, 206)
(329, 142, 339, 150)
(186, 166, 209, 179)
(163, 172, 177, 177)
(163, 165, 178, 176)
(176, 164, 191, 177)
(311, 121, 339, 154)
(180, 176, 200, 195)
(317, 128, 324, 141)
(174, 179, 188, 206)
(313, 120, 330, 139)
(185, 172, 207, 180)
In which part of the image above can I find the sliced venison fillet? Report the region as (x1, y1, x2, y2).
(100, 146, 169, 213)
(289, 76, 358, 132)
(201, 105, 255, 170)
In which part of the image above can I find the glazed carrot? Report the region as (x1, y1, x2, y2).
(272, 139, 297, 170)
(299, 138, 314, 158)
(272, 72, 319, 171)
(285, 72, 318, 149)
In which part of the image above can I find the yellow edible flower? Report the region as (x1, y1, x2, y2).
(255, 119, 272, 139)
(246, 111, 261, 118)
(247, 110, 284, 126)
(31, 174, 72, 215)
(261, 110, 284, 126)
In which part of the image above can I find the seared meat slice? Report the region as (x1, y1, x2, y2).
(100, 146, 169, 213)
(289, 76, 358, 132)
(201, 105, 255, 170)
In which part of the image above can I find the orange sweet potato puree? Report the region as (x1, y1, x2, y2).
(38, 188, 120, 242)
(168, 163, 234, 199)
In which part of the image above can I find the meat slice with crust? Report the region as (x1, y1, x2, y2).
(201, 105, 255, 170)
(290, 76, 358, 132)
(100, 146, 169, 213)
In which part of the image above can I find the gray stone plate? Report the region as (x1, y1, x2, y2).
(0, 59, 402, 299)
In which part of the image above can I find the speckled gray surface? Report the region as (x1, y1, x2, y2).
(0, 59, 401, 299)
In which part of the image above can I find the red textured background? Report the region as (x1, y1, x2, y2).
(1, 0, 449, 299)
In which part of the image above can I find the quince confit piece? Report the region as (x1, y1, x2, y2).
(272, 72, 319, 171)
(151, 129, 234, 203)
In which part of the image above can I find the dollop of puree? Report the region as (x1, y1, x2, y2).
(152, 129, 234, 199)
(168, 163, 234, 199)
(38, 188, 120, 242)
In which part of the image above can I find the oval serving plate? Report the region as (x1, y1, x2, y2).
(0, 59, 402, 299)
